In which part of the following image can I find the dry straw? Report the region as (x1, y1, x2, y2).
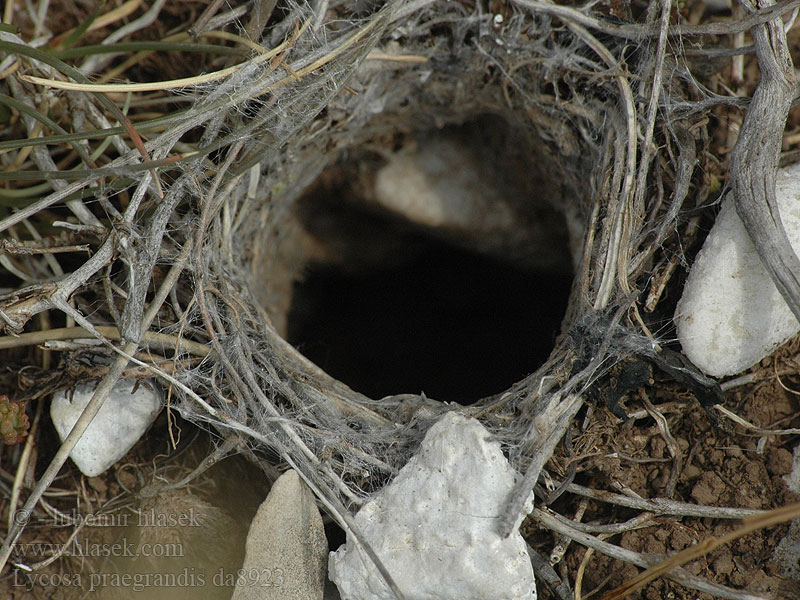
(1, 0, 799, 598)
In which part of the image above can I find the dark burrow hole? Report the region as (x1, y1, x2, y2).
(288, 231, 571, 404)
(286, 119, 576, 405)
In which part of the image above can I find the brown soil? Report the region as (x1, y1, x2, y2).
(0, 418, 266, 600)
(524, 351, 800, 600)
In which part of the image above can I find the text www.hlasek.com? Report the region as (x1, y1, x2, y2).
(14, 537, 183, 559)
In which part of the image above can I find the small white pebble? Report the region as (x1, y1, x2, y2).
(675, 161, 800, 376)
(50, 380, 162, 477)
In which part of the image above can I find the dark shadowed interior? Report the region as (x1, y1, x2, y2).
(287, 209, 572, 404)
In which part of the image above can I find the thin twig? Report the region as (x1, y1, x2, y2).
(639, 390, 682, 497)
(547, 509, 657, 536)
(564, 481, 766, 518)
(597, 500, 800, 599)
(631, 0, 671, 238)
(714, 403, 800, 435)
(8, 399, 43, 534)
(0, 325, 209, 357)
(528, 543, 575, 600)
(533, 508, 769, 600)
(512, 0, 800, 39)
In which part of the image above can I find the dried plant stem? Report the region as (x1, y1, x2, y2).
(528, 543, 575, 600)
(534, 508, 769, 600)
(713, 403, 800, 435)
(730, 0, 800, 320)
(549, 511, 655, 536)
(79, 0, 168, 75)
(0, 325, 209, 357)
(22, 20, 310, 93)
(597, 500, 800, 600)
(512, 0, 800, 39)
(499, 393, 584, 537)
(563, 482, 765, 519)
(639, 391, 681, 497)
(7, 399, 43, 534)
(550, 15, 637, 307)
(631, 0, 671, 243)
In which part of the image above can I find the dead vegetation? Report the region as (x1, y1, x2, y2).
(1, 0, 800, 598)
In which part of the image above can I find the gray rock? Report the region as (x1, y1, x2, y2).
(373, 134, 574, 272)
(233, 470, 327, 600)
(785, 444, 800, 495)
(50, 379, 162, 477)
(773, 445, 800, 582)
(773, 520, 800, 583)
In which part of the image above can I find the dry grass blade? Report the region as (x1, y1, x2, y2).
(0, 325, 209, 356)
(1, 0, 797, 597)
(20, 20, 311, 93)
(534, 508, 770, 600)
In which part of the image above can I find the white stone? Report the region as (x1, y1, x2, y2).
(50, 379, 162, 477)
(329, 412, 535, 600)
(785, 445, 800, 495)
(372, 136, 576, 271)
(374, 137, 516, 232)
(675, 161, 800, 377)
(233, 470, 327, 600)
